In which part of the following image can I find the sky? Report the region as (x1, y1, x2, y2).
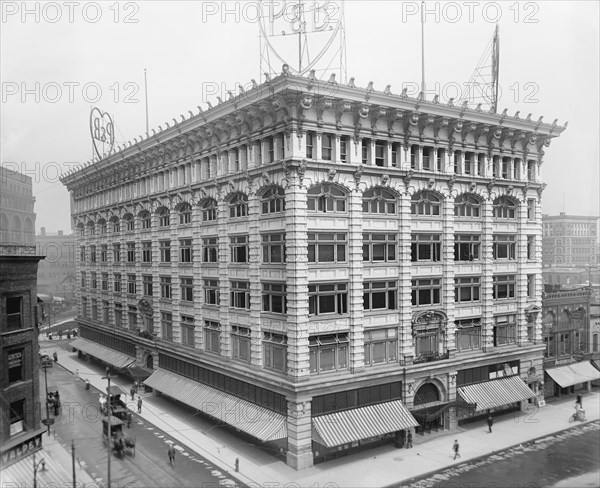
(1, 0, 598, 233)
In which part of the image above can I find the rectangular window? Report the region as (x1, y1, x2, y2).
(411, 278, 442, 306)
(492, 275, 516, 299)
(159, 212, 170, 227)
(101, 273, 109, 291)
(308, 233, 347, 263)
(493, 315, 516, 346)
(90, 245, 96, 263)
(527, 274, 535, 298)
(142, 241, 152, 263)
(309, 333, 349, 374)
(102, 300, 109, 323)
(181, 315, 195, 347)
(262, 283, 287, 314)
(179, 209, 191, 225)
(263, 332, 287, 372)
(527, 199, 536, 220)
(231, 326, 251, 362)
(81, 271, 86, 288)
(128, 305, 137, 329)
(411, 234, 442, 262)
(454, 235, 481, 261)
(91, 272, 97, 289)
(161, 312, 173, 341)
(375, 142, 385, 166)
(322, 133, 333, 161)
(262, 233, 286, 263)
(142, 275, 153, 296)
(493, 235, 517, 260)
(159, 241, 171, 263)
(80, 246, 85, 262)
(179, 239, 192, 263)
(527, 235, 536, 260)
(204, 321, 221, 354)
(113, 273, 121, 292)
(113, 243, 121, 262)
(454, 277, 480, 303)
(308, 283, 348, 315)
(363, 233, 396, 262)
(181, 277, 194, 302)
(160, 276, 172, 299)
(363, 281, 397, 310)
(126, 242, 135, 263)
(230, 281, 250, 309)
(230, 235, 249, 263)
(9, 399, 25, 436)
(306, 132, 314, 159)
(7, 350, 24, 383)
(362, 140, 369, 164)
(114, 303, 123, 328)
(100, 245, 108, 263)
(127, 274, 136, 295)
(202, 237, 218, 263)
(126, 219, 135, 232)
(363, 328, 397, 365)
(455, 318, 482, 351)
(203, 279, 219, 305)
(340, 137, 348, 163)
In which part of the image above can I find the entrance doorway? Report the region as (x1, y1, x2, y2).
(413, 382, 444, 434)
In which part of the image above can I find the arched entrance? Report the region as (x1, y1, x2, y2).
(413, 382, 444, 434)
(145, 354, 154, 369)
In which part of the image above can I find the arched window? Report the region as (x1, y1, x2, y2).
(139, 210, 151, 230)
(85, 220, 95, 236)
(97, 218, 107, 235)
(454, 194, 482, 218)
(261, 187, 285, 214)
(229, 193, 248, 218)
(178, 203, 192, 225)
(0, 213, 9, 242)
(411, 191, 441, 216)
(307, 184, 346, 213)
(201, 199, 218, 222)
(24, 218, 34, 243)
(123, 213, 134, 232)
(362, 188, 396, 214)
(493, 196, 517, 219)
(157, 207, 170, 227)
(109, 216, 120, 233)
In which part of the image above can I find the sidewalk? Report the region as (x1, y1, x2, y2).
(41, 339, 600, 488)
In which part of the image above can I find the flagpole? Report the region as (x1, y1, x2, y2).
(421, 1, 425, 94)
(144, 69, 149, 134)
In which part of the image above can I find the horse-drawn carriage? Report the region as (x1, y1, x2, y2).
(101, 416, 136, 458)
(99, 386, 129, 421)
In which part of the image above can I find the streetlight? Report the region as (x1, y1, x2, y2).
(41, 363, 54, 434)
(101, 367, 117, 488)
(32, 451, 46, 488)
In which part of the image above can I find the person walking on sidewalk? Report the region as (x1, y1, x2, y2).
(453, 440, 460, 460)
(130, 386, 135, 401)
(406, 430, 413, 448)
(487, 415, 494, 433)
(137, 396, 142, 413)
(168, 445, 176, 467)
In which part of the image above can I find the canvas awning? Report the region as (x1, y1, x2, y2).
(144, 368, 287, 441)
(69, 338, 136, 369)
(545, 361, 600, 388)
(457, 376, 535, 412)
(311, 400, 419, 448)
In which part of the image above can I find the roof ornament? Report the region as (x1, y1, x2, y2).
(207, 101, 213, 109)
(264, 73, 271, 82)
(348, 77, 356, 88)
(514, 111, 520, 119)
(476, 103, 482, 112)
(238, 84, 245, 94)
(432, 94, 439, 104)
(383, 84, 391, 95)
(526, 113, 532, 121)
(447, 98, 455, 107)
(282, 64, 290, 76)
(251, 79, 258, 88)
(328, 73, 337, 84)
(217, 96, 223, 104)
(401, 87, 408, 98)
(535, 116, 543, 130)
(188, 110, 194, 119)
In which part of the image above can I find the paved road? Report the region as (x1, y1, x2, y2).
(399, 420, 600, 488)
(43, 364, 241, 488)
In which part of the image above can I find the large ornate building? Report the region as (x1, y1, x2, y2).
(61, 70, 566, 468)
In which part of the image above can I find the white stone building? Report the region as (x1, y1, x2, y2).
(61, 71, 566, 469)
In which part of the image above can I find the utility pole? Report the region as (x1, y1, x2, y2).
(102, 367, 116, 488)
(72, 440, 76, 488)
(41, 364, 53, 434)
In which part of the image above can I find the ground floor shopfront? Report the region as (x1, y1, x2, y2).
(71, 324, 544, 469)
(543, 357, 600, 400)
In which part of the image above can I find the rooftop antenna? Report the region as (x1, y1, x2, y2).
(459, 24, 500, 112)
(258, 0, 347, 82)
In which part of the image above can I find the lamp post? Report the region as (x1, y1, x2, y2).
(41, 364, 52, 434)
(33, 451, 46, 488)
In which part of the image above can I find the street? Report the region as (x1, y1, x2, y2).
(42, 363, 241, 488)
(400, 420, 600, 488)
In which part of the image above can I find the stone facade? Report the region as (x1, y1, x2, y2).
(61, 72, 565, 468)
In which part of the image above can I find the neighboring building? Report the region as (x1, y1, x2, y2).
(0, 167, 45, 468)
(61, 71, 566, 469)
(36, 228, 77, 300)
(541, 286, 600, 399)
(542, 213, 599, 286)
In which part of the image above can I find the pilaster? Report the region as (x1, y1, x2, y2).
(442, 198, 456, 352)
(248, 191, 262, 367)
(398, 193, 413, 362)
(348, 190, 364, 371)
(286, 399, 313, 469)
(481, 198, 494, 351)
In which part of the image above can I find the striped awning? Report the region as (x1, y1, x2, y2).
(144, 368, 287, 441)
(312, 400, 419, 448)
(545, 361, 600, 388)
(457, 376, 535, 412)
(69, 338, 136, 369)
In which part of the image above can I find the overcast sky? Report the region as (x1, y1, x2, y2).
(1, 0, 598, 233)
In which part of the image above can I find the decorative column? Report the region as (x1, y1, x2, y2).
(442, 193, 456, 355)
(481, 197, 494, 351)
(286, 398, 313, 469)
(247, 185, 262, 367)
(217, 194, 231, 357)
(285, 165, 310, 379)
(398, 192, 413, 363)
(348, 188, 364, 371)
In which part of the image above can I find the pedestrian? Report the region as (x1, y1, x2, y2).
(406, 430, 413, 448)
(234, 458, 239, 472)
(453, 440, 460, 460)
(134, 380, 139, 393)
(130, 386, 135, 401)
(487, 415, 493, 433)
(53, 351, 58, 362)
(576, 393, 583, 409)
(137, 396, 142, 413)
(168, 445, 175, 467)
(126, 411, 132, 428)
